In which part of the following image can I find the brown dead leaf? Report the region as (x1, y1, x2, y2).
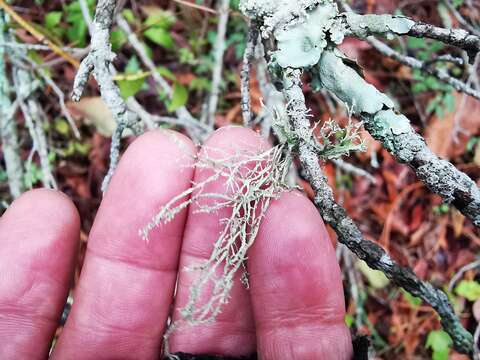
(451, 209, 466, 238)
(425, 94, 480, 160)
(425, 108, 455, 159)
(67, 97, 133, 138)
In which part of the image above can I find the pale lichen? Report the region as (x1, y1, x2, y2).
(273, 2, 338, 68)
(240, 0, 322, 37)
(343, 13, 414, 39)
(313, 49, 394, 114)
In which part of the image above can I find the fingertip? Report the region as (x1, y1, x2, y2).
(248, 191, 352, 359)
(54, 130, 198, 358)
(202, 126, 269, 157)
(0, 189, 80, 359)
(118, 129, 197, 173)
(132, 129, 197, 155)
(3, 188, 80, 230)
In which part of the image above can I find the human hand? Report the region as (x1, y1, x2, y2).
(0, 127, 352, 359)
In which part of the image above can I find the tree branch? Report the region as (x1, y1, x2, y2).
(312, 48, 480, 227)
(203, 0, 230, 127)
(73, 0, 140, 192)
(341, 11, 480, 61)
(241, 23, 258, 126)
(281, 67, 473, 355)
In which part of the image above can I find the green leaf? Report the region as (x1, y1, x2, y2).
(54, 119, 70, 135)
(24, 163, 43, 188)
(0, 169, 7, 182)
(167, 83, 188, 112)
(344, 314, 354, 328)
(402, 289, 422, 307)
(122, 9, 136, 24)
(111, 29, 127, 51)
(144, 10, 176, 29)
(426, 330, 452, 360)
(467, 137, 479, 152)
(190, 77, 211, 91)
(432, 348, 449, 360)
(74, 142, 91, 155)
(156, 66, 176, 81)
(66, 15, 88, 47)
(412, 83, 428, 93)
(455, 280, 480, 301)
(125, 56, 141, 74)
(407, 37, 426, 49)
(144, 27, 173, 49)
(444, 93, 456, 113)
(44, 11, 62, 29)
(357, 260, 390, 289)
(118, 78, 145, 99)
(426, 95, 442, 115)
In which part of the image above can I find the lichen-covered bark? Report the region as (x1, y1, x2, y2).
(313, 49, 480, 227)
(72, 0, 140, 192)
(281, 68, 473, 355)
(239, 0, 480, 354)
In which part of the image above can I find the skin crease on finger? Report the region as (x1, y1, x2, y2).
(0, 127, 352, 359)
(170, 126, 352, 359)
(248, 191, 353, 359)
(0, 189, 80, 360)
(169, 126, 270, 355)
(52, 130, 197, 359)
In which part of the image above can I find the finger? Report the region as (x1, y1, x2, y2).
(52, 130, 196, 359)
(0, 189, 80, 359)
(170, 126, 269, 356)
(248, 191, 352, 359)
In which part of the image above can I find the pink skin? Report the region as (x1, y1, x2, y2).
(0, 127, 352, 359)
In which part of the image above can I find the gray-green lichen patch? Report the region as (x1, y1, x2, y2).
(240, 0, 321, 38)
(344, 13, 414, 39)
(315, 49, 394, 114)
(274, 2, 338, 68)
(373, 110, 411, 136)
(366, 110, 412, 154)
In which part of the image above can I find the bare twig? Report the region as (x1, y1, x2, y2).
(337, 1, 480, 100)
(78, 0, 94, 35)
(116, 14, 208, 142)
(17, 54, 81, 139)
(332, 158, 376, 184)
(14, 66, 57, 190)
(367, 36, 480, 100)
(314, 48, 480, 227)
(241, 23, 258, 126)
(172, 0, 217, 14)
(408, 21, 480, 60)
(73, 0, 139, 192)
(340, 10, 480, 61)
(448, 258, 480, 292)
(203, 0, 230, 128)
(444, 0, 480, 37)
(0, 10, 23, 198)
